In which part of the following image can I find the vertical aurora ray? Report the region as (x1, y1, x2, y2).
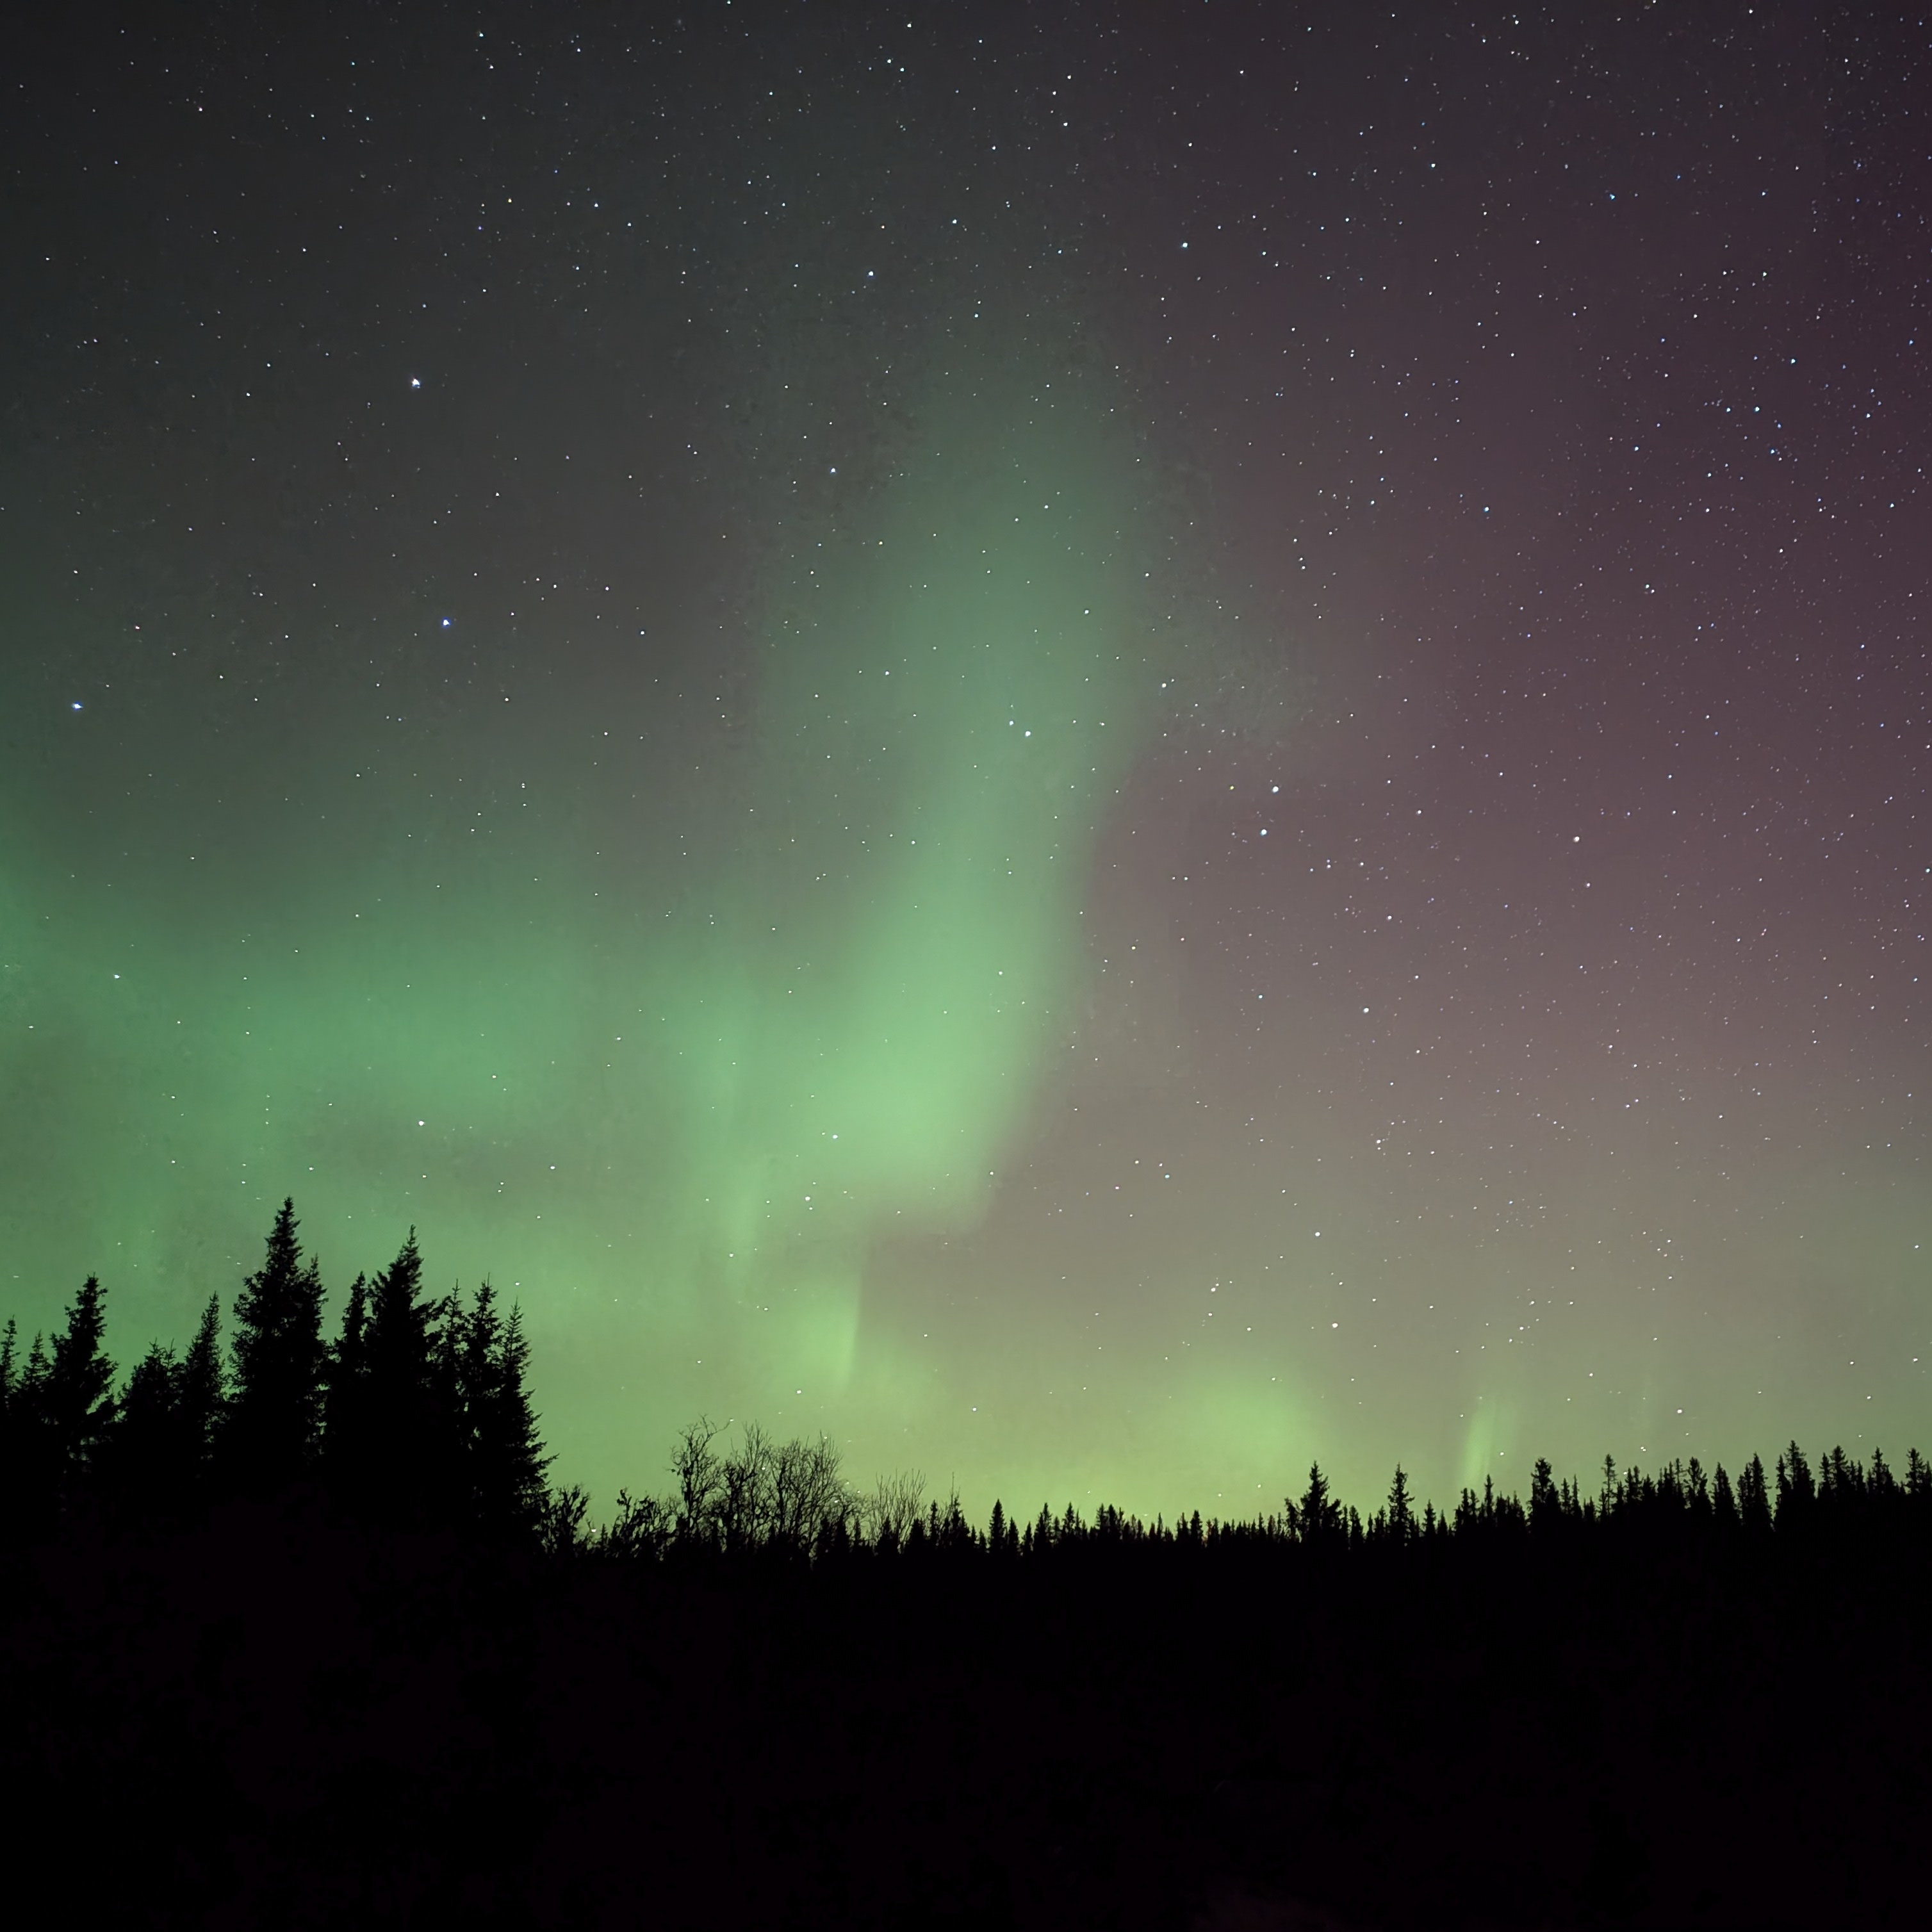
(618, 360, 1170, 1418)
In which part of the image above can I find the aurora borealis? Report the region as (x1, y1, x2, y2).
(3, 3, 1928, 1517)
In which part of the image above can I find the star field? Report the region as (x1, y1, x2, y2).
(1, 2, 1926, 1514)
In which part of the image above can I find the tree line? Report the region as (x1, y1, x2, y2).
(4, 1200, 1928, 1566)
(576, 1429, 1931, 1568)
(0, 1199, 550, 1541)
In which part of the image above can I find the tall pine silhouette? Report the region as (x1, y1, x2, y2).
(457, 1281, 551, 1535)
(225, 1199, 327, 1494)
(359, 1230, 448, 1519)
(0, 1279, 118, 1527)
(322, 1270, 372, 1501)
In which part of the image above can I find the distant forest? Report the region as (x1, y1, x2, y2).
(5, 1202, 1929, 1930)
(3, 1199, 1928, 1562)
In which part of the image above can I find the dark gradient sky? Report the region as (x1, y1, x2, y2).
(4, 2, 1928, 1515)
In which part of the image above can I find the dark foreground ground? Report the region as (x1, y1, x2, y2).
(5, 1514, 1926, 1930)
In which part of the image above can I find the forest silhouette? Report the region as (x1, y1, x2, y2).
(3, 1202, 1928, 1928)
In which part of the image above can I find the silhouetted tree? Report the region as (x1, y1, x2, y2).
(1687, 1457, 1711, 1520)
(867, 1468, 926, 1550)
(1818, 1444, 1861, 1519)
(458, 1283, 550, 1537)
(177, 1294, 224, 1490)
(596, 1486, 672, 1559)
(1774, 1441, 1815, 1530)
(1738, 1454, 1772, 1534)
(106, 1295, 223, 1518)
(43, 1275, 117, 1509)
(672, 1416, 724, 1545)
(0, 1318, 24, 1507)
(719, 1421, 774, 1551)
(225, 1200, 327, 1493)
(1289, 1462, 1343, 1545)
(1386, 1463, 1417, 1543)
(108, 1340, 180, 1514)
(322, 1270, 371, 1495)
(0, 1318, 17, 1419)
(989, 1498, 1021, 1557)
(1528, 1456, 1560, 1533)
(539, 1480, 589, 1558)
(1712, 1462, 1738, 1530)
(358, 1231, 450, 1520)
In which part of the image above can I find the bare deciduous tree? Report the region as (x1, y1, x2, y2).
(867, 1468, 926, 1548)
(719, 1420, 774, 1550)
(598, 1487, 671, 1559)
(672, 1416, 724, 1545)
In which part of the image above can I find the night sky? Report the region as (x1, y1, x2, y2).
(4, 2, 1928, 1517)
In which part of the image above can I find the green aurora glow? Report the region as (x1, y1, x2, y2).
(4, 5, 1928, 1523)
(3, 352, 1219, 1507)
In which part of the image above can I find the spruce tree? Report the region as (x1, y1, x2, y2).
(176, 1294, 225, 1493)
(361, 1230, 446, 1518)
(225, 1200, 327, 1494)
(1527, 1457, 1557, 1534)
(1388, 1464, 1417, 1543)
(1712, 1462, 1738, 1530)
(1738, 1453, 1771, 1534)
(44, 1276, 117, 1504)
(110, 1341, 181, 1514)
(1774, 1442, 1815, 1528)
(1686, 1457, 1712, 1519)
(458, 1287, 550, 1537)
(1293, 1462, 1341, 1544)
(322, 1272, 372, 1500)
(0, 1318, 19, 1474)
(0, 1325, 54, 1538)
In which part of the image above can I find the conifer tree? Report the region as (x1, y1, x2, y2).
(1292, 1462, 1342, 1544)
(110, 1341, 181, 1512)
(176, 1294, 225, 1490)
(1387, 1464, 1416, 1543)
(1738, 1453, 1771, 1534)
(321, 1272, 371, 1497)
(110, 1295, 227, 1517)
(1819, 1445, 1858, 1514)
(43, 1275, 117, 1503)
(0, 1318, 19, 1469)
(225, 1200, 327, 1492)
(19, 1335, 50, 1411)
(1774, 1441, 1815, 1528)
(361, 1230, 451, 1518)
(458, 1283, 550, 1536)
(1527, 1457, 1559, 1533)
(1712, 1462, 1738, 1529)
(0, 1324, 54, 1535)
(1687, 1457, 1711, 1518)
